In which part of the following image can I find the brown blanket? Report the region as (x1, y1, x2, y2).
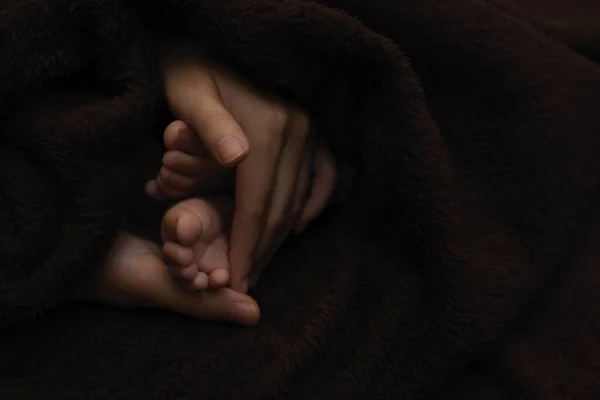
(2, 0, 600, 398)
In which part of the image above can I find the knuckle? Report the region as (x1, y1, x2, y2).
(291, 109, 311, 138)
(263, 103, 289, 133)
(266, 210, 289, 234)
(251, 103, 292, 150)
(199, 108, 228, 126)
(253, 132, 281, 154)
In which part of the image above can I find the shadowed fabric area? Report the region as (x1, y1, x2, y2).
(1, 0, 600, 398)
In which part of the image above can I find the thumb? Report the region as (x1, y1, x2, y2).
(163, 57, 249, 167)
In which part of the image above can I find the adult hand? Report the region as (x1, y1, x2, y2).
(77, 232, 260, 325)
(162, 42, 337, 293)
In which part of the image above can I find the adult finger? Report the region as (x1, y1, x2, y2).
(295, 143, 337, 234)
(291, 134, 315, 225)
(253, 110, 310, 262)
(163, 59, 249, 166)
(228, 112, 286, 293)
(250, 139, 314, 288)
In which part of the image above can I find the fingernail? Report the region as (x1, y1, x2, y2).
(232, 302, 259, 326)
(216, 135, 246, 165)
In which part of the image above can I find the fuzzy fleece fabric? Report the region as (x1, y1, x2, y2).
(1, 0, 600, 398)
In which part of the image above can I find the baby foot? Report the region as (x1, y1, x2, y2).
(146, 120, 233, 200)
(79, 232, 259, 325)
(161, 197, 233, 290)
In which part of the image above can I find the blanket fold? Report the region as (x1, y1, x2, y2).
(1, 0, 600, 398)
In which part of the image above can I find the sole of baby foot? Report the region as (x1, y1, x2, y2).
(168, 263, 209, 290)
(162, 197, 233, 289)
(166, 286, 260, 326)
(163, 243, 204, 289)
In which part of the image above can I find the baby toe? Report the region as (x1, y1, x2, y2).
(208, 268, 230, 288)
(191, 272, 210, 290)
(161, 207, 180, 242)
(162, 199, 212, 245)
(195, 236, 230, 289)
(169, 263, 199, 281)
(145, 179, 164, 200)
(176, 209, 206, 247)
(162, 242, 195, 267)
(155, 167, 197, 199)
(179, 199, 223, 245)
(162, 151, 205, 177)
(164, 120, 202, 154)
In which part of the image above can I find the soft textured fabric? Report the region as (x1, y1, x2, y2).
(1, 0, 600, 398)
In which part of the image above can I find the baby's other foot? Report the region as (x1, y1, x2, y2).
(146, 120, 233, 200)
(79, 232, 259, 326)
(162, 197, 233, 290)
